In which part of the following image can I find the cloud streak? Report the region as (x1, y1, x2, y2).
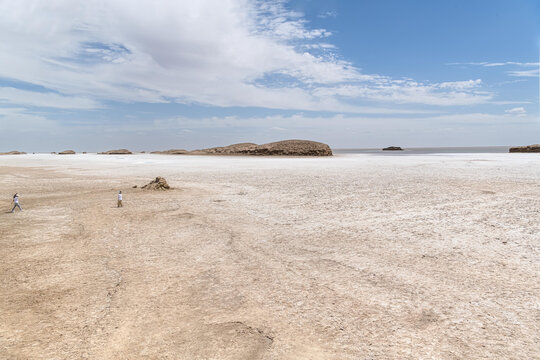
(448, 61, 539, 78)
(0, 87, 101, 109)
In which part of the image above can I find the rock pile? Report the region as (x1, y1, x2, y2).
(142, 177, 171, 190)
(383, 146, 403, 151)
(99, 149, 133, 154)
(509, 144, 540, 153)
(151, 149, 189, 155)
(0, 151, 26, 155)
(193, 140, 332, 156)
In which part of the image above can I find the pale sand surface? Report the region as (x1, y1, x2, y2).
(1, 153, 539, 359)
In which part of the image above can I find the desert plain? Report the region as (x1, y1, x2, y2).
(0, 152, 539, 359)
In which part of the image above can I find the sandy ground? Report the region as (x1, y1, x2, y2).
(0, 153, 539, 359)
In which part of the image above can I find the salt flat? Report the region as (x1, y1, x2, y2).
(1, 153, 539, 359)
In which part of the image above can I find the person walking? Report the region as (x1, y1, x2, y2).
(11, 193, 22, 212)
(117, 190, 123, 208)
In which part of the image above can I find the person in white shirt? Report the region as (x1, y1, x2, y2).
(11, 193, 22, 212)
(117, 190, 123, 208)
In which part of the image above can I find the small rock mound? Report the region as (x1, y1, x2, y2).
(0, 150, 26, 155)
(58, 150, 76, 155)
(142, 177, 171, 190)
(151, 149, 189, 155)
(383, 146, 403, 151)
(99, 149, 133, 154)
(190, 143, 257, 155)
(509, 144, 540, 153)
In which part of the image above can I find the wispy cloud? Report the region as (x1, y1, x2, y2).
(507, 68, 539, 77)
(448, 61, 539, 67)
(0, 87, 101, 109)
(448, 61, 539, 78)
(0, 0, 500, 112)
(438, 79, 482, 89)
(0, 107, 59, 131)
(317, 11, 337, 19)
(313, 78, 491, 106)
(504, 107, 527, 117)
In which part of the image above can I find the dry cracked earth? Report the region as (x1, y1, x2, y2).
(1, 155, 539, 359)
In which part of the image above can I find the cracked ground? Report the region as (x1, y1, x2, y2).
(1, 154, 539, 359)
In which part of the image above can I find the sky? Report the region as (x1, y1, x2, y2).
(0, 0, 538, 151)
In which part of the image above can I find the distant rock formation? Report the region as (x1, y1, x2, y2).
(58, 150, 76, 155)
(193, 140, 332, 156)
(151, 149, 189, 155)
(0, 151, 26, 155)
(382, 146, 403, 151)
(142, 177, 171, 190)
(99, 149, 133, 154)
(509, 144, 540, 153)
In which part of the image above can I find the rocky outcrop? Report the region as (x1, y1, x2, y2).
(142, 177, 171, 190)
(383, 146, 403, 151)
(58, 150, 76, 155)
(151, 149, 189, 155)
(99, 149, 133, 155)
(190, 143, 257, 155)
(193, 140, 332, 156)
(509, 144, 540, 153)
(0, 151, 26, 155)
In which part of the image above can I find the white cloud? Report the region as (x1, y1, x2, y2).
(0, 107, 59, 131)
(0, 0, 496, 111)
(317, 11, 337, 19)
(448, 61, 539, 78)
(438, 79, 482, 89)
(504, 107, 527, 117)
(448, 61, 539, 67)
(508, 68, 539, 77)
(313, 79, 492, 106)
(0, 87, 101, 109)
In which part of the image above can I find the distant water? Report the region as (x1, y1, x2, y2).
(334, 146, 510, 155)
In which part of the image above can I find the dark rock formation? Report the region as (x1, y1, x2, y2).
(0, 151, 26, 155)
(142, 177, 171, 190)
(509, 144, 540, 153)
(193, 140, 332, 156)
(382, 146, 403, 151)
(58, 150, 76, 155)
(151, 149, 189, 155)
(99, 149, 133, 155)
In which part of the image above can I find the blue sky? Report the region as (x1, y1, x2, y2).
(0, 0, 538, 151)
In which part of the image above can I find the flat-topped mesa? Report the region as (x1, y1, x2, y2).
(58, 150, 76, 155)
(194, 140, 332, 156)
(190, 143, 258, 155)
(383, 146, 403, 151)
(99, 149, 133, 154)
(151, 149, 189, 155)
(509, 144, 540, 153)
(0, 150, 26, 155)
